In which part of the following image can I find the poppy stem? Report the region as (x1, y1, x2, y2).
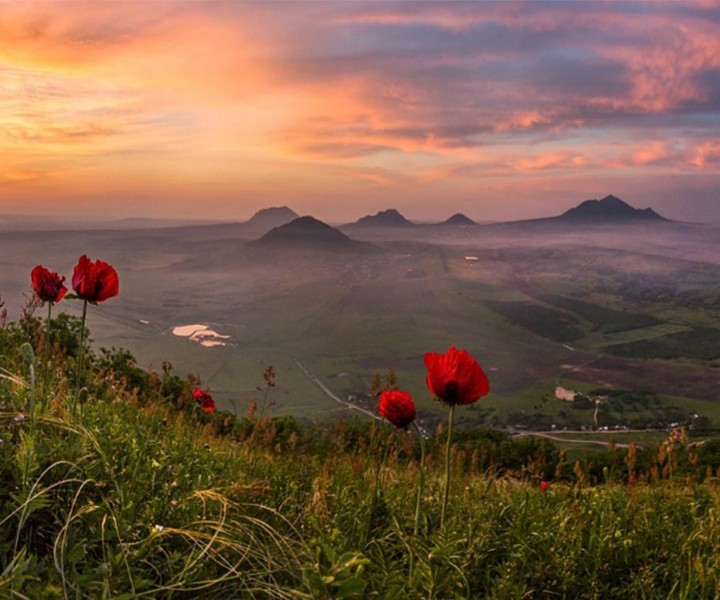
(42, 301, 52, 398)
(20, 343, 36, 425)
(441, 403, 456, 528)
(412, 420, 426, 536)
(73, 300, 88, 415)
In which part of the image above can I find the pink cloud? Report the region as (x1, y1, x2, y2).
(691, 142, 720, 170)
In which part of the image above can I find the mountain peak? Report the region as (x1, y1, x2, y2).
(353, 208, 413, 227)
(560, 195, 666, 221)
(443, 213, 477, 226)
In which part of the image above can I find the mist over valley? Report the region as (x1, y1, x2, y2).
(2, 195, 719, 433)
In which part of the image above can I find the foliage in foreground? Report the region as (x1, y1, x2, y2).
(2, 316, 720, 598)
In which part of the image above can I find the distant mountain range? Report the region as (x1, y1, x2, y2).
(337, 195, 662, 230)
(251, 195, 666, 250)
(1, 195, 665, 240)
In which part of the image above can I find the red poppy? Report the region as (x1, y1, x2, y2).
(72, 255, 119, 303)
(31, 265, 68, 304)
(378, 390, 416, 429)
(424, 347, 490, 406)
(193, 389, 216, 413)
(540, 481, 549, 491)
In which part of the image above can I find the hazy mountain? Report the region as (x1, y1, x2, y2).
(345, 208, 414, 228)
(245, 206, 299, 231)
(559, 195, 666, 222)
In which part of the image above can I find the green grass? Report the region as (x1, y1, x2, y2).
(5, 399, 720, 599)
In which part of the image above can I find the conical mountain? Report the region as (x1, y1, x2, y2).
(254, 216, 356, 248)
(560, 195, 665, 221)
(442, 213, 477, 226)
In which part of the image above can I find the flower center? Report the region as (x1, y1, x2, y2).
(444, 380, 460, 403)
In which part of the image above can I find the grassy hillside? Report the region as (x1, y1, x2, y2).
(4, 315, 720, 597)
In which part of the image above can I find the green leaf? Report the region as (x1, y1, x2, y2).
(335, 577, 367, 598)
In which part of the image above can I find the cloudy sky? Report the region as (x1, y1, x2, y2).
(1, 1, 719, 223)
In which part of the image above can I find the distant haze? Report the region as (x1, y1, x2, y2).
(0, 2, 719, 224)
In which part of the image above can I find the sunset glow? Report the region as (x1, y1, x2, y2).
(1, 1, 719, 223)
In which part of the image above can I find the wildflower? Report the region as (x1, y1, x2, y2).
(72, 255, 119, 303)
(424, 346, 490, 406)
(425, 346, 490, 528)
(193, 389, 216, 413)
(540, 481, 549, 491)
(31, 267, 66, 393)
(31, 265, 68, 304)
(378, 389, 416, 429)
(69, 256, 119, 412)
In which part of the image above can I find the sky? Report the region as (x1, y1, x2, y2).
(1, 0, 719, 224)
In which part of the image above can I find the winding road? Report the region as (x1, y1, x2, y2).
(293, 358, 382, 421)
(512, 430, 635, 448)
